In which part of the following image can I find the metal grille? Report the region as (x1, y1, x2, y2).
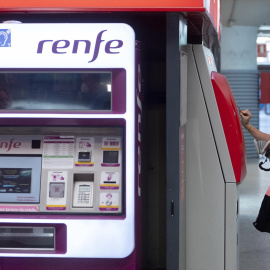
(221, 70, 259, 158)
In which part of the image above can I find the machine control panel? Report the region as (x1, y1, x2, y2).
(0, 127, 123, 214)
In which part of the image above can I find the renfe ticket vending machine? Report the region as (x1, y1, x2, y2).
(0, 23, 141, 269)
(186, 45, 247, 270)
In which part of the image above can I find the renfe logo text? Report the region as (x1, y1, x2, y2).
(37, 30, 124, 63)
(0, 139, 21, 152)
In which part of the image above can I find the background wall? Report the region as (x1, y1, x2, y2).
(221, 26, 257, 70)
(221, 25, 259, 158)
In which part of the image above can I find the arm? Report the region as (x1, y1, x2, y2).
(240, 109, 270, 141)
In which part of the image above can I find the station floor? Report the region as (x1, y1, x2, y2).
(239, 158, 270, 269)
(239, 109, 270, 269)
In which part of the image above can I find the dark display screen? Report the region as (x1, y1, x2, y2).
(0, 168, 32, 193)
(103, 151, 119, 164)
(0, 72, 112, 111)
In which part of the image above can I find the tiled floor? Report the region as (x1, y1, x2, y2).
(239, 109, 270, 270)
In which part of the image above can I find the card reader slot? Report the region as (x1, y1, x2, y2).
(103, 181, 117, 184)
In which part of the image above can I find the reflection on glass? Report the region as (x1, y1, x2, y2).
(0, 72, 112, 110)
(0, 89, 11, 109)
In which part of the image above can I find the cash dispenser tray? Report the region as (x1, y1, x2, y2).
(0, 224, 67, 253)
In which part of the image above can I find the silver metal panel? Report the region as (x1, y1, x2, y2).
(0, 227, 55, 251)
(192, 45, 236, 183)
(225, 184, 239, 270)
(186, 45, 225, 270)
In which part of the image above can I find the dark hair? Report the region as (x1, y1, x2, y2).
(0, 88, 10, 97)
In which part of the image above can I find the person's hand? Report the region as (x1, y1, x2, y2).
(240, 109, 252, 127)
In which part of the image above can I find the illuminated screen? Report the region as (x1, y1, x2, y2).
(0, 72, 112, 111)
(0, 155, 42, 203)
(0, 168, 32, 193)
(103, 151, 119, 164)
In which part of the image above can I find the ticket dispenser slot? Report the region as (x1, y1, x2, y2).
(73, 174, 94, 208)
(0, 227, 55, 251)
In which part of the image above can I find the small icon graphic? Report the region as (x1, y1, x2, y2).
(0, 29, 11, 47)
(107, 173, 113, 181)
(106, 193, 113, 206)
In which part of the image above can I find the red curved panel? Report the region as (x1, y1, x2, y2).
(211, 71, 247, 183)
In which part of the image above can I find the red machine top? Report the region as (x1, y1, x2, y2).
(0, 0, 204, 11)
(211, 71, 247, 183)
(0, 0, 220, 38)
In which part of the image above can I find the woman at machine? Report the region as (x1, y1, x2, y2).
(240, 109, 270, 141)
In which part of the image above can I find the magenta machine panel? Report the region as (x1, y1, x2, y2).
(0, 23, 141, 270)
